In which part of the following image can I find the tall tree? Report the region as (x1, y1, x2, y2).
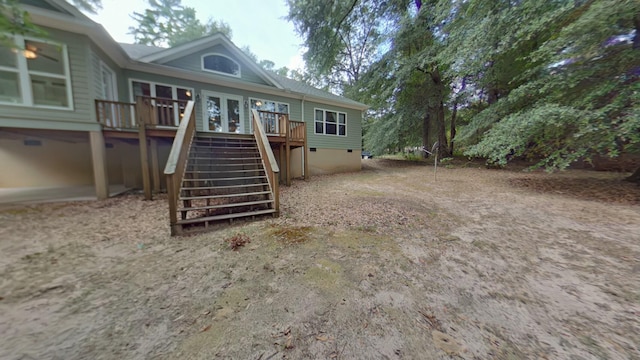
(287, 0, 394, 95)
(457, 0, 640, 177)
(129, 0, 231, 47)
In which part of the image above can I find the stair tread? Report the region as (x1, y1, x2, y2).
(186, 165, 262, 169)
(185, 169, 265, 174)
(177, 209, 276, 225)
(182, 175, 267, 182)
(179, 199, 273, 211)
(181, 183, 269, 190)
(188, 157, 261, 160)
(180, 190, 271, 201)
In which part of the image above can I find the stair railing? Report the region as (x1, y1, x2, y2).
(252, 109, 280, 215)
(164, 100, 196, 235)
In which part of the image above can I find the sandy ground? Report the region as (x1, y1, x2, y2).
(1, 159, 639, 360)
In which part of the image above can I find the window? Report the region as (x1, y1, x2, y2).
(0, 36, 72, 109)
(249, 98, 289, 134)
(202, 53, 240, 77)
(315, 108, 346, 136)
(129, 80, 193, 126)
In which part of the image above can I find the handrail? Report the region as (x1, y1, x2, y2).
(252, 109, 280, 215)
(164, 100, 196, 235)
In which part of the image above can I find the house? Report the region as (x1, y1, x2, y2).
(0, 0, 368, 232)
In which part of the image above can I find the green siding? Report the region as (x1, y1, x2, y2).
(123, 70, 303, 133)
(0, 28, 95, 132)
(161, 45, 271, 86)
(303, 101, 362, 150)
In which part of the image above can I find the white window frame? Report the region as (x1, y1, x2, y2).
(314, 108, 347, 137)
(201, 53, 241, 78)
(248, 97, 290, 133)
(0, 35, 73, 110)
(99, 61, 117, 101)
(128, 79, 194, 126)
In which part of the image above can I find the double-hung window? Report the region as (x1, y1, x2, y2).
(0, 36, 72, 109)
(315, 108, 346, 136)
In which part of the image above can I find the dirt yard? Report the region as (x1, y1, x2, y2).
(1, 159, 639, 360)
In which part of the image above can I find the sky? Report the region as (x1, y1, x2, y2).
(86, 0, 305, 71)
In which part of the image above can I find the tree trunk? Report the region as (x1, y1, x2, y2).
(422, 114, 430, 159)
(449, 100, 457, 154)
(625, 166, 640, 184)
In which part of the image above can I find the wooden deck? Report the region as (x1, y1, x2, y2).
(95, 97, 308, 202)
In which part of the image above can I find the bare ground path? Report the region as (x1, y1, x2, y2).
(1, 159, 639, 359)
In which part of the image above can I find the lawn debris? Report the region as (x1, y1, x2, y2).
(269, 225, 311, 244)
(225, 233, 251, 251)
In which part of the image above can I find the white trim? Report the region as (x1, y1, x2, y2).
(201, 91, 244, 134)
(201, 53, 241, 78)
(314, 107, 347, 137)
(99, 61, 118, 101)
(127, 78, 194, 102)
(0, 35, 74, 110)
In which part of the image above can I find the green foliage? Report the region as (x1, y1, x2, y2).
(129, 0, 231, 47)
(461, 0, 640, 169)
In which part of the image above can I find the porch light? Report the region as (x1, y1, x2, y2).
(23, 49, 38, 59)
(255, 100, 262, 107)
(185, 90, 191, 97)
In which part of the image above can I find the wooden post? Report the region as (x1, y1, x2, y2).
(303, 123, 309, 181)
(279, 143, 285, 183)
(138, 107, 152, 200)
(285, 115, 291, 186)
(150, 138, 160, 193)
(89, 131, 109, 200)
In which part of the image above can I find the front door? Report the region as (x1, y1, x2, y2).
(202, 91, 244, 133)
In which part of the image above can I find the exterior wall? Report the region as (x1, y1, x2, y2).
(0, 27, 100, 132)
(302, 100, 362, 151)
(162, 44, 270, 86)
(307, 148, 361, 175)
(0, 131, 94, 187)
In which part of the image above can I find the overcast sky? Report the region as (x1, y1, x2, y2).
(87, 0, 305, 70)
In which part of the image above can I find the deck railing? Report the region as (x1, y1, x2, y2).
(96, 96, 190, 130)
(256, 110, 306, 142)
(252, 109, 280, 215)
(288, 120, 306, 142)
(164, 100, 197, 236)
(95, 99, 136, 129)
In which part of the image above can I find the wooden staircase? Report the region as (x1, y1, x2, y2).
(175, 134, 276, 232)
(165, 104, 280, 236)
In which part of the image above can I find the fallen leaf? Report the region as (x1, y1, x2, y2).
(316, 335, 330, 341)
(200, 324, 211, 332)
(284, 336, 294, 349)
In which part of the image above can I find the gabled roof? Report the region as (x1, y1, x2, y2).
(24, 0, 369, 111)
(135, 33, 283, 89)
(119, 43, 165, 60)
(270, 72, 368, 110)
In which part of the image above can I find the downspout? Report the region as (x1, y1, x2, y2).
(301, 95, 306, 178)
